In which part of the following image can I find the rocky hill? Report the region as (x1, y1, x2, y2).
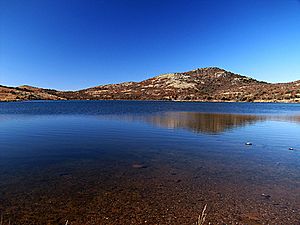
(1, 67, 300, 102)
(0, 85, 65, 101)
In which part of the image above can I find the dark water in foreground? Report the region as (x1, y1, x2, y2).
(0, 101, 299, 225)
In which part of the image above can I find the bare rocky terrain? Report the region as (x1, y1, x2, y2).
(1, 67, 300, 102)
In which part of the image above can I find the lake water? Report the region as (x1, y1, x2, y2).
(0, 101, 299, 224)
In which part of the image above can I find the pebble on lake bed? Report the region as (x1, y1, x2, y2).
(245, 142, 252, 146)
(132, 164, 147, 169)
(261, 193, 271, 199)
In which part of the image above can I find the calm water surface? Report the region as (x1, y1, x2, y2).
(0, 101, 299, 224)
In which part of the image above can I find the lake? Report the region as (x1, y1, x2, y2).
(0, 101, 299, 224)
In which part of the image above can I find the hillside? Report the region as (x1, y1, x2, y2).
(0, 85, 65, 101)
(1, 67, 300, 102)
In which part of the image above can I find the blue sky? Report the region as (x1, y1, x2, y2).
(1, 0, 300, 90)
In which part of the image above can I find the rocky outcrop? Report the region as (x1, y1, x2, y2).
(1, 67, 300, 102)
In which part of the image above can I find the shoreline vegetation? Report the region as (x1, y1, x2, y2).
(1, 67, 300, 103)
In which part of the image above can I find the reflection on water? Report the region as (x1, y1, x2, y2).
(117, 112, 300, 134)
(1, 112, 300, 136)
(142, 112, 265, 134)
(273, 115, 300, 124)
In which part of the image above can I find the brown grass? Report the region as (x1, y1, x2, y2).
(196, 204, 208, 225)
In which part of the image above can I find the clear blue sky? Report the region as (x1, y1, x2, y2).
(1, 0, 300, 90)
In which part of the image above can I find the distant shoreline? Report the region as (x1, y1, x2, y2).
(1, 99, 299, 104)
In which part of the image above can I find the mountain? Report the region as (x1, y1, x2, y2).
(1, 67, 300, 102)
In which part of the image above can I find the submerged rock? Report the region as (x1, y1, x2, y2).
(261, 193, 271, 199)
(132, 164, 147, 169)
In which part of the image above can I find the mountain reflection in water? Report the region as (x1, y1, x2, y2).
(115, 112, 300, 135)
(143, 112, 266, 134)
(112, 112, 263, 134)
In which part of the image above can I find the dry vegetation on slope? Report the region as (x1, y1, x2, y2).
(1, 67, 300, 102)
(0, 85, 65, 101)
